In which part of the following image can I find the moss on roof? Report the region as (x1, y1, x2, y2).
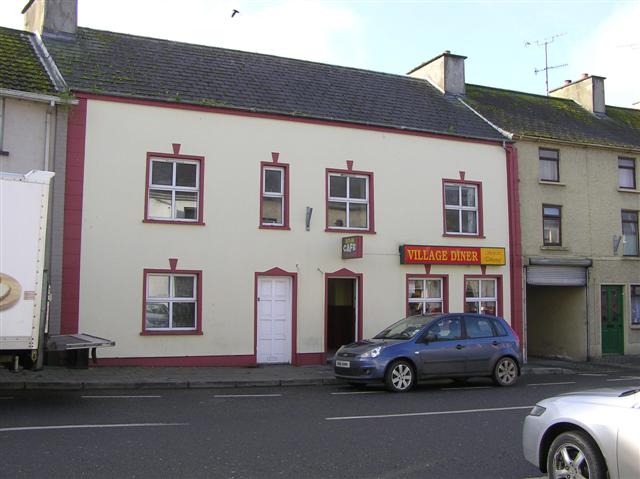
(466, 84, 640, 150)
(0, 27, 56, 94)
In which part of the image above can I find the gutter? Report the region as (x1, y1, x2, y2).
(0, 88, 77, 105)
(512, 133, 640, 155)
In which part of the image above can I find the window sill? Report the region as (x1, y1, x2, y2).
(618, 188, 640, 194)
(325, 227, 375, 234)
(140, 330, 203, 336)
(621, 255, 640, 260)
(143, 219, 205, 226)
(442, 233, 485, 239)
(539, 180, 566, 186)
(259, 224, 291, 230)
(0, 150, 9, 156)
(540, 245, 568, 251)
(630, 324, 640, 330)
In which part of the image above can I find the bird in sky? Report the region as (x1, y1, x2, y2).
(231, 9, 239, 18)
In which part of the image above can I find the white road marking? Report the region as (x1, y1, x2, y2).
(331, 391, 384, 395)
(81, 395, 162, 399)
(326, 405, 533, 421)
(0, 423, 188, 433)
(213, 394, 282, 398)
(606, 377, 640, 382)
(441, 386, 491, 391)
(578, 373, 607, 377)
(527, 382, 576, 387)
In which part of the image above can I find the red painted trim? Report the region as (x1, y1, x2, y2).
(441, 178, 484, 238)
(463, 274, 504, 318)
(294, 352, 326, 366)
(505, 144, 523, 344)
(259, 161, 290, 230)
(405, 274, 450, 316)
(271, 152, 279, 163)
(141, 268, 203, 335)
(459, 171, 466, 180)
(346, 160, 354, 171)
(325, 168, 375, 234)
(325, 268, 363, 352)
(95, 355, 256, 367)
(74, 93, 505, 147)
(60, 98, 87, 334)
(254, 268, 298, 365)
(144, 148, 205, 224)
(169, 258, 178, 271)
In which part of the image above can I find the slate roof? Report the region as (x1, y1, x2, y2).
(465, 84, 640, 151)
(42, 27, 506, 142)
(0, 27, 57, 94)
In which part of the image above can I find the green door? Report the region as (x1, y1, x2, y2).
(601, 285, 624, 355)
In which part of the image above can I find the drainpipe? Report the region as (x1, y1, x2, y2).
(44, 100, 54, 170)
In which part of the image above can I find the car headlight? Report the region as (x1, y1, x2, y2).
(528, 405, 546, 417)
(361, 346, 382, 358)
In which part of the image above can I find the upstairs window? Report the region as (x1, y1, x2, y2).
(444, 182, 481, 236)
(539, 148, 560, 182)
(260, 165, 289, 228)
(327, 171, 372, 231)
(543, 205, 562, 246)
(146, 158, 202, 223)
(622, 210, 639, 256)
(619, 157, 637, 189)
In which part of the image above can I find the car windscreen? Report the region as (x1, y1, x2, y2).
(373, 315, 434, 340)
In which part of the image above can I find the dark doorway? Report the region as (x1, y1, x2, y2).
(326, 278, 356, 353)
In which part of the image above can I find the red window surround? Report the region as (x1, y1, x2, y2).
(441, 176, 485, 238)
(143, 143, 205, 225)
(141, 266, 203, 336)
(463, 274, 503, 318)
(405, 274, 449, 316)
(259, 153, 290, 230)
(325, 165, 375, 234)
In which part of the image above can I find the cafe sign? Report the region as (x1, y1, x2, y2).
(400, 245, 505, 266)
(342, 236, 363, 259)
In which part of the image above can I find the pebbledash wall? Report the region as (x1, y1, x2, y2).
(60, 94, 518, 366)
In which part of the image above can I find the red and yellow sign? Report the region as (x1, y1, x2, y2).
(400, 245, 505, 266)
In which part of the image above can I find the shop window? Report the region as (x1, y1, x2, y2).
(539, 148, 560, 182)
(631, 285, 640, 326)
(143, 270, 202, 334)
(407, 277, 446, 315)
(543, 204, 562, 246)
(465, 277, 499, 316)
(260, 164, 289, 229)
(326, 169, 374, 232)
(443, 181, 483, 236)
(619, 157, 637, 190)
(145, 155, 203, 223)
(622, 210, 639, 256)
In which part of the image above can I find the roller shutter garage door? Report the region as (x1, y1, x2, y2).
(526, 266, 587, 286)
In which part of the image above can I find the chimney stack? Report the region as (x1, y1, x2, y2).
(407, 51, 467, 96)
(549, 74, 606, 115)
(23, 0, 77, 36)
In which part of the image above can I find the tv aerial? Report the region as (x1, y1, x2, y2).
(525, 33, 568, 94)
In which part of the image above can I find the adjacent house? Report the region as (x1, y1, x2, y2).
(461, 69, 640, 360)
(21, 0, 521, 365)
(0, 24, 72, 365)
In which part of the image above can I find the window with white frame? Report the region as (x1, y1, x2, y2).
(543, 205, 562, 246)
(539, 148, 560, 182)
(261, 166, 285, 226)
(631, 285, 640, 326)
(328, 173, 369, 229)
(465, 278, 497, 316)
(408, 278, 443, 315)
(619, 157, 637, 189)
(147, 159, 200, 221)
(444, 183, 479, 235)
(145, 273, 197, 331)
(622, 210, 639, 256)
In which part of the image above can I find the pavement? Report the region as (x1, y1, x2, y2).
(2, 355, 640, 391)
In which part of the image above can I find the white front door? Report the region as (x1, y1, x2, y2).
(257, 276, 292, 364)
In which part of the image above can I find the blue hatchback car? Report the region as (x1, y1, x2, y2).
(334, 313, 522, 392)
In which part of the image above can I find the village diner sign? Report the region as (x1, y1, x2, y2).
(400, 245, 506, 266)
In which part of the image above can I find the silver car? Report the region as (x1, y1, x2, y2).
(522, 387, 640, 479)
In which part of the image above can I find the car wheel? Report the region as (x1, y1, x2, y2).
(385, 360, 415, 393)
(493, 357, 518, 386)
(547, 431, 606, 479)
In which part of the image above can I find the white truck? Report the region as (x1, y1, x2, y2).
(0, 170, 113, 370)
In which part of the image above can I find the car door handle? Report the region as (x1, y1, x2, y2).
(456, 344, 464, 350)
(492, 341, 499, 346)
